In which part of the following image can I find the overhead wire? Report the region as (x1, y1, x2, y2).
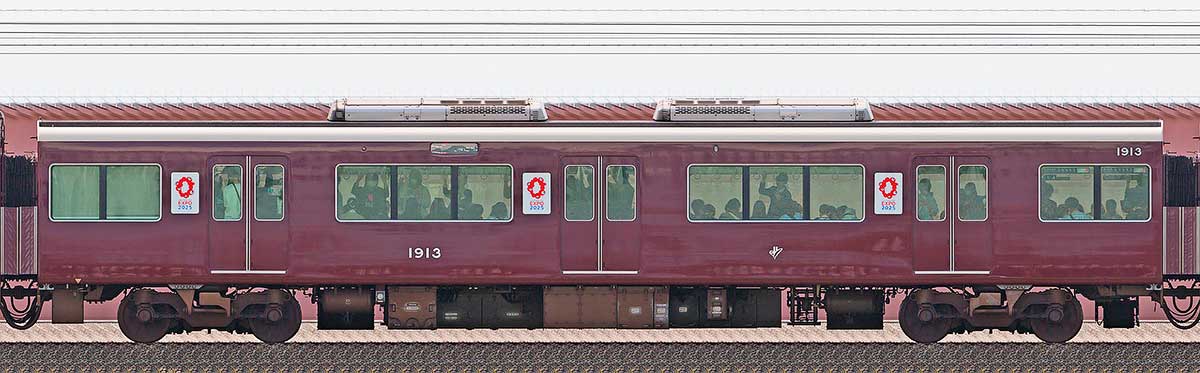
(0, 13, 1196, 54)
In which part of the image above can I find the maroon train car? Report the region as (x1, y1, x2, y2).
(0, 98, 1189, 343)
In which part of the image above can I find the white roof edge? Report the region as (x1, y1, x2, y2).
(4, 96, 1200, 106)
(37, 126, 1162, 143)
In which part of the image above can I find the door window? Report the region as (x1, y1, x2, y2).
(564, 165, 595, 221)
(254, 165, 285, 221)
(213, 164, 243, 221)
(916, 165, 947, 221)
(957, 165, 988, 221)
(605, 165, 637, 221)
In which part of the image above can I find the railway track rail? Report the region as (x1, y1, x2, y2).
(2, 342, 1199, 371)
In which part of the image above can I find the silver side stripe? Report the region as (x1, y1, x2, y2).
(561, 270, 639, 275)
(210, 270, 287, 275)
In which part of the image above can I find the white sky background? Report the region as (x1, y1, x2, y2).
(1, 0, 1199, 101)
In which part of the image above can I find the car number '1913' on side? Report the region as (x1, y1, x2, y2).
(408, 247, 441, 259)
(1116, 146, 1143, 157)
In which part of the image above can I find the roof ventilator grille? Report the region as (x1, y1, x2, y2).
(328, 98, 547, 122)
(654, 98, 873, 122)
(449, 105, 528, 116)
(673, 106, 753, 116)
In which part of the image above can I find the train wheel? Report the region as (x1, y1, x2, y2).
(898, 296, 952, 343)
(117, 290, 173, 343)
(1029, 297, 1083, 343)
(248, 298, 301, 344)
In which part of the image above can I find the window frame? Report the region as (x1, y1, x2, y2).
(604, 164, 639, 222)
(956, 164, 989, 222)
(334, 163, 514, 223)
(253, 164, 286, 222)
(685, 163, 867, 223)
(212, 163, 245, 222)
(48, 162, 163, 223)
(914, 165, 948, 222)
(1037, 163, 1152, 223)
(563, 164, 596, 222)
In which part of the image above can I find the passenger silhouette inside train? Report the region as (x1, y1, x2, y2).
(458, 189, 484, 220)
(1061, 197, 1089, 219)
(836, 205, 858, 220)
(917, 178, 943, 220)
(1102, 199, 1122, 220)
(399, 197, 423, 220)
(817, 204, 835, 220)
(751, 200, 767, 219)
(399, 169, 432, 218)
(463, 203, 485, 220)
(219, 167, 242, 220)
(255, 167, 284, 219)
(958, 182, 986, 220)
(488, 202, 509, 220)
(349, 173, 389, 220)
(428, 197, 450, 220)
(690, 198, 707, 220)
(607, 167, 635, 220)
(758, 173, 794, 218)
(719, 198, 741, 220)
(776, 199, 803, 220)
(1040, 182, 1059, 219)
(1122, 179, 1149, 220)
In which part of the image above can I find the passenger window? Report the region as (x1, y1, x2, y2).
(399, 166, 452, 220)
(915, 166, 947, 221)
(50, 164, 160, 222)
(457, 166, 512, 221)
(336, 164, 512, 222)
(957, 165, 988, 221)
(50, 165, 101, 221)
(1040, 166, 1096, 221)
(336, 165, 392, 221)
(749, 166, 804, 220)
(254, 165, 285, 221)
(106, 165, 161, 220)
(213, 165, 244, 221)
(810, 166, 865, 221)
(1099, 165, 1150, 221)
(689, 166, 743, 221)
(564, 165, 595, 221)
(605, 165, 637, 221)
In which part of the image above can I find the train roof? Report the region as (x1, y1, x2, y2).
(36, 120, 1162, 143)
(37, 120, 1162, 128)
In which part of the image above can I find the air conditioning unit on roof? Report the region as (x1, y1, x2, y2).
(328, 98, 548, 122)
(653, 98, 872, 122)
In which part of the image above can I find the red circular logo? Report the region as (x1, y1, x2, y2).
(878, 177, 899, 199)
(175, 176, 196, 198)
(526, 177, 547, 199)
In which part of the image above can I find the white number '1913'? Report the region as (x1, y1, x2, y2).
(408, 247, 441, 259)
(1117, 146, 1143, 157)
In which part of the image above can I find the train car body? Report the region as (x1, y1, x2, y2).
(1, 99, 1186, 344)
(35, 121, 1162, 288)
